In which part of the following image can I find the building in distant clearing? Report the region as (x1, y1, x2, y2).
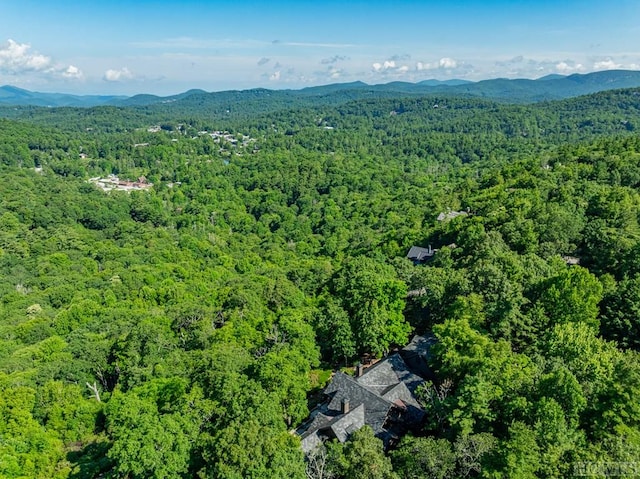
(89, 174, 153, 192)
(437, 210, 469, 222)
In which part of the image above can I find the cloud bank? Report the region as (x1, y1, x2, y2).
(103, 67, 134, 82)
(416, 57, 463, 71)
(591, 57, 639, 71)
(0, 39, 81, 79)
(371, 54, 414, 74)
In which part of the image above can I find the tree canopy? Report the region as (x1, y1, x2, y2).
(2, 86, 640, 477)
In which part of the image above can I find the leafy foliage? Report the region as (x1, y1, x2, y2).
(1, 85, 640, 478)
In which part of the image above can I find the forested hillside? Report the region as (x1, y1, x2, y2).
(2, 86, 640, 478)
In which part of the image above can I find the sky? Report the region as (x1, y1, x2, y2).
(1, 0, 639, 96)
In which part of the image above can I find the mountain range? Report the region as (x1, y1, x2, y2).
(0, 85, 127, 108)
(2, 70, 640, 108)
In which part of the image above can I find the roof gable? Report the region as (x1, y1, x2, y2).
(356, 353, 424, 395)
(407, 245, 434, 262)
(325, 372, 393, 435)
(329, 404, 366, 443)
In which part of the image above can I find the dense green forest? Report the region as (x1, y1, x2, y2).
(2, 86, 640, 478)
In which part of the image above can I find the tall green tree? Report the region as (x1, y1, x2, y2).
(332, 256, 410, 356)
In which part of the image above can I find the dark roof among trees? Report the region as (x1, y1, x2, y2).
(407, 245, 435, 262)
(298, 336, 432, 453)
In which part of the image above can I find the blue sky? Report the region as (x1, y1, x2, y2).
(1, 0, 639, 95)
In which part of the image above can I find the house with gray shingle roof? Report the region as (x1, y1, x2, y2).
(297, 335, 433, 453)
(407, 245, 435, 263)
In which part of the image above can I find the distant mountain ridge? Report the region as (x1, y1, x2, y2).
(2, 69, 640, 108)
(0, 85, 127, 107)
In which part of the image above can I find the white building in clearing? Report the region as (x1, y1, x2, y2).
(89, 175, 153, 192)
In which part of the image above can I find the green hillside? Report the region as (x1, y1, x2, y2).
(1, 86, 640, 478)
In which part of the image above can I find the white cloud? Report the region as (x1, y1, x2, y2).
(588, 56, 640, 72)
(372, 59, 408, 74)
(555, 61, 584, 73)
(103, 67, 134, 82)
(439, 57, 458, 69)
(0, 39, 52, 73)
(414, 57, 474, 79)
(492, 56, 586, 78)
(313, 63, 350, 82)
(257, 57, 270, 66)
(593, 58, 622, 70)
(63, 65, 83, 79)
(329, 68, 343, 79)
(270, 71, 280, 81)
(416, 57, 459, 71)
(0, 39, 83, 81)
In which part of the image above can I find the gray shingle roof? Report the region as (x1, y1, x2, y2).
(400, 333, 436, 380)
(357, 353, 423, 395)
(329, 404, 366, 443)
(407, 245, 435, 262)
(325, 372, 395, 436)
(298, 336, 433, 453)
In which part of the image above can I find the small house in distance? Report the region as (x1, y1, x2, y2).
(437, 210, 468, 222)
(407, 245, 435, 264)
(297, 335, 434, 454)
